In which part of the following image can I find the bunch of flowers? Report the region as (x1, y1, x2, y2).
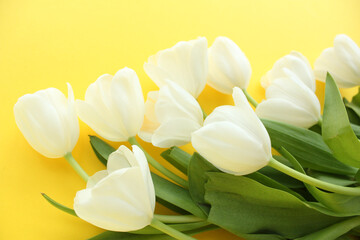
(14, 34, 360, 240)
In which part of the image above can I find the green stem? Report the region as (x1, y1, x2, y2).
(64, 153, 89, 182)
(318, 117, 323, 127)
(150, 218, 197, 240)
(268, 157, 360, 196)
(242, 89, 258, 107)
(154, 214, 203, 223)
(128, 137, 189, 188)
(296, 216, 360, 240)
(200, 106, 207, 119)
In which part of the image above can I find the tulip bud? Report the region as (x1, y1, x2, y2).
(191, 87, 271, 175)
(76, 67, 145, 142)
(139, 81, 203, 148)
(207, 36, 252, 94)
(14, 83, 79, 158)
(144, 37, 208, 98)
(314, 34, 360, 88)
(74, 145, 155, 232)
(256, 52, 321, 128)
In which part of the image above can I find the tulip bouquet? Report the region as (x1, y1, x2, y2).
(14, 34, 360, 240)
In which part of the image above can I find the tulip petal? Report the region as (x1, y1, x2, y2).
(152, 118, 202, 148)
(145, 37, 208, 98)
(86, 170, 108, 189)
(231, 88, 272, 154)
(14, 94, 68, 158)
(263, 51, 315, 91)
(65, 83, 80, 152)
(76, 100, 128, 141)
(314, 35, 360, 88)
(107, 146, 132, 174)
(265, 76, 321, 119)
(74, 167, 153, 232)
(111, 68, 145, 138)
(156, 81, 203, 125)
(192, 121, 270, 176)
(208, 36, 251, 93)
(314, 48, 358, 88)
(256, 98, 320, 128)
(138, 91, 160, 143)
(132, 145, 156, 211)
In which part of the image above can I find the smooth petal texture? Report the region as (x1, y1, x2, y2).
(74, 168, 153, 232)
(74, 145, 155, 232)
(261, 51, 315, 91)
(256, 98, 320, 128)
(265, 77, 320, 118)
(138, 91, 159, 142)
(155, 81, 203, 124)
(139, 82, 203, 148)
(192, 89, 271, 175)
(208, 36, 252, 94)
(257, 52, 321, 128)
(77, 67, 144, 142)
(14, 84, 79, 158)
(192, 121, 270, 175)
(144, 37, 208, 98)
(132, 145, 156, 210)
(314, 34, 360, 88)
(152, 117, 202, 148)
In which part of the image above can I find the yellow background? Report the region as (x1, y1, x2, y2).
(1, 0, 359, 239)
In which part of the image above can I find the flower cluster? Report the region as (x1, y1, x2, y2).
(14, 34, 360, 240)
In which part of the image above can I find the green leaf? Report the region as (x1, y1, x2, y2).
(259, 158, 304, 189)
(130, 221, 211, 235)
(279, 147, 360, 217)
(308, 170, 357, 187)
(161, 147, 191, 175)
(88, 225, 217, 240)
(89, 135, 116, 166)
(41, 193, 77, 217)
(344, 99, 360, 125)
(351, 123, 360, 138)
(204, 172, 343, 239)
(355, 169, 360, 183)
(188, 152, 219, 215)
(322, 73, 360, 168)
(296, 216, 360, 240)
(155, 197, 190, 215)
(151, 173, 207, 219)
(352, 87, 360, 106)
(262, 119, 357, 175)
(247, 172, 305, 200)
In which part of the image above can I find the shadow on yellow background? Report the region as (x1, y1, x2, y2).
(0, 0, 359, 239)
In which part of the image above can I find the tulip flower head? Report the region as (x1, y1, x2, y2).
(144, 37, 208, 98)
(207, 36, 252, 94)
(74, 145, 155, 232)
(191, 87, 271, 175)
(314, 34, 360, 88)
(256, 51, 321, 128)
(139, 81, 203, 148)
(76, 67, 145, 142)
(14, 83, 79, 158)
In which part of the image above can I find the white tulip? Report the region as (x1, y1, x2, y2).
(144, 37, 208, 98)
(191, 87, 271, 175)
(207, 36, 252, 94)
(256, 51, 321, 128)
(314, 34, 360, 88)
(139, 81, 203, 148)
(14, 83, 79, 158)
(74, 145, 155, 232)
(77, 67, 145, 142)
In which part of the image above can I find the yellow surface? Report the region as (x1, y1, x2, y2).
(1, 0, 359, 239)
